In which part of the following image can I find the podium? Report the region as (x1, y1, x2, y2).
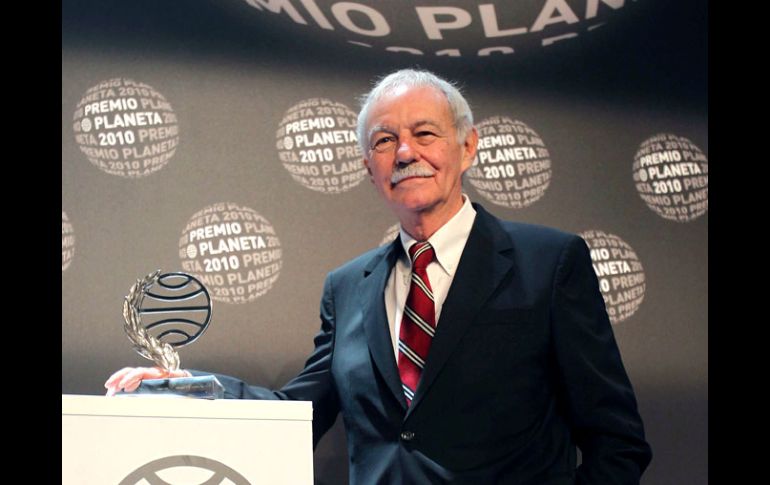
(62, 394, 314, 484)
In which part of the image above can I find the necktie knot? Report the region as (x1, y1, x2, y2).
(409, 242, 434, 272)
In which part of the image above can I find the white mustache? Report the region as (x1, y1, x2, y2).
(390, 163, 435, 185)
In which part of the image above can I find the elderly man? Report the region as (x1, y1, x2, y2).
(106, 69, 652, 484)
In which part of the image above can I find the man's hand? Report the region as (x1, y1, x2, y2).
(104, 366, 192, 396)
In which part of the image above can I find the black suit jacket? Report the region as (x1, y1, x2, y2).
(212, 204, 652, 484)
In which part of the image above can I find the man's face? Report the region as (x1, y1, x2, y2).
(363, 85, 477, 219)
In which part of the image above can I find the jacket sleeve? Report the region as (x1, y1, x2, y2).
(550, 235, 652, 484)
(193, 273, 341, 447)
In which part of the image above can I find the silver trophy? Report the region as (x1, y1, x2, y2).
(121, 270, 223, 398)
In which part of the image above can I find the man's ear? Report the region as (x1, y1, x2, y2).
(363, 157, 373, 179)
(460, 126, 479, 173)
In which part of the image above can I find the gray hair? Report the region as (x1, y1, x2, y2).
(356, 69, 474, 155)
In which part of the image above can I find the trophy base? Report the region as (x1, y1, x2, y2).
(117, 375, 225, 399)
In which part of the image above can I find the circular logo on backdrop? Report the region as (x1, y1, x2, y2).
(275, 98, 366, 194)
(633, 133, 708, 222)
(119, 455, 249, 485)
(580, 230, 645, 325)
(62, 211, 75, 271)
(73, 78, 179, 178)
(179, 203, 282, 304)
(242, 0, 637, 57)
(379, 223, 400, 247)
(465, 116, 551, 208)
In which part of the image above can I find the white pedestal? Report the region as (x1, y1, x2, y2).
(62, 394, 314, 485)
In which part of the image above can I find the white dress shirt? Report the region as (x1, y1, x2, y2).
(384, 196, 477, 361)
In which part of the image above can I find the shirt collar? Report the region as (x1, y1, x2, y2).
(399, 195, 477, 277)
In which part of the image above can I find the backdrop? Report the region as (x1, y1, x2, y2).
(62, 1, 708, 483)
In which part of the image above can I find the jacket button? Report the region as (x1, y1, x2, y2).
(400, 431, 415, 441)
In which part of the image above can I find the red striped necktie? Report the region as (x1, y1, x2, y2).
(398, 241, 436, 406)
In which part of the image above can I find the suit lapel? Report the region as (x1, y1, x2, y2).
(407, 205, 516, 415)
(360, 239, 408, 410)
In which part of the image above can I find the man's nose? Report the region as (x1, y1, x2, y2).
(396, 137, 416, 163)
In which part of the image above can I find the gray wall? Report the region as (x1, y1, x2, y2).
(62, 1, 708, 483)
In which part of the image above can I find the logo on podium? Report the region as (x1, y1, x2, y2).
(119, 455, 249, 485)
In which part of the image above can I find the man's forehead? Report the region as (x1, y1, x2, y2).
(366, 86, 451, 129)
(374, 84, 446, 109)
(370, 119, 442, 134)
(386, 84, 412, 98)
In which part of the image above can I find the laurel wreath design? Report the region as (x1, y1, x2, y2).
(122, 269, 181, 371)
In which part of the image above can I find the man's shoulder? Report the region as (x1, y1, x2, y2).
(328, 242, 394, 280)
(476, 204, 577, 248)
(481, 212, 589, 272)
(499, 219, 575, 245)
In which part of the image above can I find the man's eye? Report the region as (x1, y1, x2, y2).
(373, 136, 396, 149)
(415, 131, 438, 143)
